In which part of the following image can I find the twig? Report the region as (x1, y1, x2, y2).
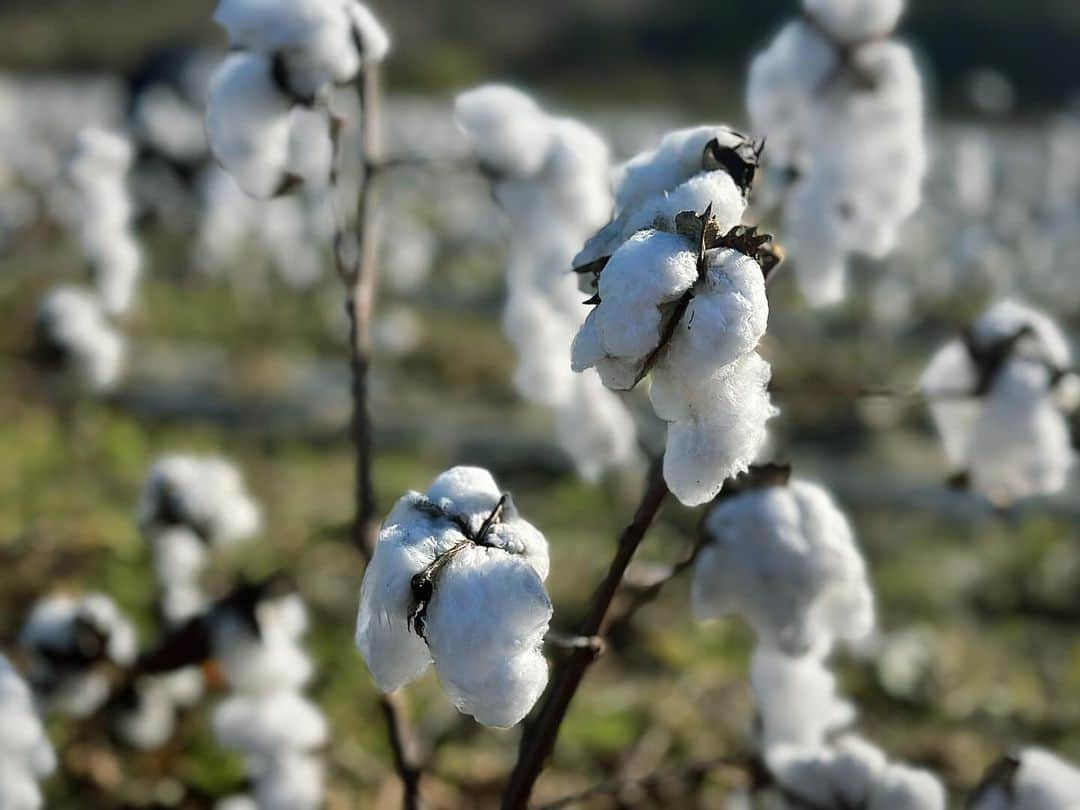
(501, 461, 670, 809)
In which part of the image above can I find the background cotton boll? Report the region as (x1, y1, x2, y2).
(971, 299, 1073, 370)
(868, 763, 947, 810)
(0, 759, 45, 810)
(424, 545, 552, 727)
(93, 236, 141, 316)
(213, 692, 328, 758)
(785, 200, 849, 307)
(920, 340, 980, 469)
(347, 3, 391, 63)
(150, 527, 209, 587)
(803, 0, 905, 43)
(114, 678, 179, 750)
(971, 748, 1080, 810)
(206, 52, 294, 199)
(285, 107, 334, 188)
(133, 84, 208, 162)
(253, 752, 324, 810)
(453, 85, 553, 178)
(692, 477, 873, 651)
(0, 654, 55, 796)
(554, 374, 638, 482)
(33, 285, 126, 390)
(750, 647, 856, 751)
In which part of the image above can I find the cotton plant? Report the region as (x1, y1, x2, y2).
(209, 578, 327, 810)
(691, 467, 875, 654)
(971, 748, 1080, 810)
(67, 128, 142, 315)
(569, 126, 782, 505)
(920, 299, 1077, 506)
(454, 84, 637, 480)
(18, 593, 138, 718)
(31, 285, 125, 392)
(0, 654, 56, 810)
(205, 0, 389, 199)
(747, 0, 926, 306)
(355, 466, 552, 728)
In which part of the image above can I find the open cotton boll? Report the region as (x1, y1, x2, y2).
(206, 52, 294, 199)
(751, 647, 855, 751)
(0, 759, 45, 810)
(138, 455, 262, 546)
(424, 545, 552, 728)
(692, 477, 873, 652)
(33, 286, 125, 391)
(134, 84, 208, 162)
(454, 85, 553, 178)
(114, 677, 179, 750)
(555, 373, 638, 483)
(971, 299, 1073, 371)
(252, 752, 324, 810)
(150, 527, 210, 588)
(969, 360, 1075, 505)
(69, 128, 134, 186)
(214, 692, 328, 759)
(212, 595, 315, 695)
(93, 236, 141, 316)
(920, 340, 980, 470)
(0, 654, 55, 803)
(659, 353, 778, 506)
(285, 106, 334, 189)
(972, 749, 1080, 810)
(803, 0, 905, 45)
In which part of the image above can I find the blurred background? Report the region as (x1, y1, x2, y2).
(2, 1, 1080, 808)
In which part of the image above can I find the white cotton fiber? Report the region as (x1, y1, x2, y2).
(972, 748, 1080, 810)
(454, 85, 553, 178)
(0, 654, 55, 810)
(692, 477, 873, 652)
(803, 0, 905, 44)
(213, 692, 328, 759)
(34, 285, 125, 391)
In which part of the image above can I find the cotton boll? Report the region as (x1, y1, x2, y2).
(660, 353, 778, 506)
(971, 299, 1073, 371)
(206, 52, 295, 199)
(803, 0, 904, 44)
(212, 601, 315, 696)
(0, 654, 55, 800)
(554, 373, 638, 483)
(150, 527, 209, 588)
(346, 3, 391, 63)
(692, 477, 873, 652)
(253, 752, 324, 810)
(214, 692, 328, 759)
(0, 759, 45, 810)
(453, 85, 553, 178)
(114, 677, 179, 750)
(750, 647, 855, 751)
(868, 763, 948, 810)
(424, 545, 552, 728)
(286, 106, 333, 188)
(33, 286, 125, 391)
(920, 340, 980, 470)
(972, 749, 1080, 810)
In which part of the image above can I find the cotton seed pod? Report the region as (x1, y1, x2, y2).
(766, 734, 945, 810)
(692, 477, 874, 652)
(33, 285, 125, 392)
(355, 466, 552, 727)
(750, 646, 855, 752)
(971, 748, 1080, 810)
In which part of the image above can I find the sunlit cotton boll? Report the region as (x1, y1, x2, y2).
(19, 593, 138, 718)
(766, 734, 945, 810)
(138, 454, 262, 546)
(691, 478, 874, 653)
(750, 646, 855, 751)
(33, 286, 125, 392)
(971, 749, 1080, 810)
(0, 654, 56, 810)
(655, 352, 778, 506)
(355, 466, 552, 727)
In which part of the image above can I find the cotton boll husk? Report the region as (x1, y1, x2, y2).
(346, 3, 391, 63)
(454, 85, 553, 178)
(657, 248, 769, 383)
(920, 340, 980, 470)
(252, 752, 324, 810)
(783, 180, 849, 308)
(969, 360, 1075, 505)
(502, 281, 576, 407)
(971, 748, 1080, 810)
(34, 285, 125, 391)
(614, 125, 753, 214)
(69, 128, 134, 187)
(424, 544, 552, 728)
(655, 353, 777, 506)
(802, 0, 904, 44)
(206, 52, 294, 199)
(213, 692, 328, 758)
(161, 666, 205, 708)
(750, 647, 855, 751)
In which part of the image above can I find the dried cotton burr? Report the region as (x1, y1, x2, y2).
(970, 749, 1080, 810)
(0, 654, 56, 810)
(355, 466, 552, 728)
(32, 285, 125, 392)
(206, 0, 389, 198)
(692, 470, 874, 655)
(570, 127, 781, 505)
(454, 85, 636, 480)
(747, 0, 926, 306)
(18, 593, 138, 718)
(920, 299, 1076, 506)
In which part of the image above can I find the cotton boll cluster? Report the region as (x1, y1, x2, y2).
(568, 124, 778, 504)
(356, 466, 552, 728)
(32, 286, 126, 392)
(68, 128, 142, 316)
(692, 473, 874, 655)
(18, 593, 137, 718)
(920, 299, 1076, 505)
(971, 749, 1080, 810)
(210, 581, 326, 810)
(454, 85, 637, 480)
(0, 654, 56, 810)
(747, 0, 925, 306)
(206, 0, 388, 198)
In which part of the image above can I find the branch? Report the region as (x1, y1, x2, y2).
(501, 461, 670, 809)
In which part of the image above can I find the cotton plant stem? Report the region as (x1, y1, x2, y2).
(501, 462, 670, 810)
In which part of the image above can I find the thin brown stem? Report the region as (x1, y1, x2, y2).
(501, 462, 670, 810)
